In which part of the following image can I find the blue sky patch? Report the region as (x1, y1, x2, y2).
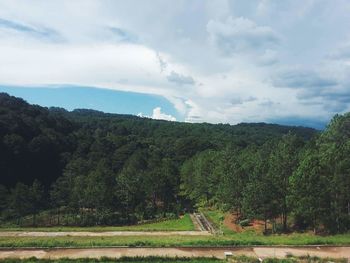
(0, 85, 181, 121)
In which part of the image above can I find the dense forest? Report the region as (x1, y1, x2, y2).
(0, 92, 349, 233)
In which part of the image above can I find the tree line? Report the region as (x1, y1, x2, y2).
(0, 92, 349, 233)
(180, 114, 350, 233)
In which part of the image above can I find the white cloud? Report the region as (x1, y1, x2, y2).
(0, 1, 350, 127)
(152, 107, 176, 121)
(328, 43, 350, 61)
(258, 49, 278, 66)
(138, 107, 176, 121)
(207, 16, 280, 55)
(167, 71, 195, 85)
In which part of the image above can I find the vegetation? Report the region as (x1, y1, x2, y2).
(1, 232, 350, 247)
(181, 121, 350, 234)
(0, 93, 350, 234)
(201, 210, 233, 235)
(0, 214, 194, 232)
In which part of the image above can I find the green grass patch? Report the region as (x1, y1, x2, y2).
(0, 214, 194, 232)
(0, 232, 350, 247)
(201, 209, 233, 235)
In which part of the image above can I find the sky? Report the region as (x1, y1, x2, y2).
(0, 0, 350, 128)
(0, 85, 179, 121)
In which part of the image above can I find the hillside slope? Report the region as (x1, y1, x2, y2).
(0, 92, 315, 187)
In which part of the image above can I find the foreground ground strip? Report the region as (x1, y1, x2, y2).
(1, 212, 350, 260)
(0, 213, 212, 237)
(0, 214, 210, 237)
(0, 246, 349, 260)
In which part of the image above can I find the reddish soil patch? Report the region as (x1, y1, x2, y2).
(223, 213, 272, 234)
(250, 219, 266, 233)
(223, 213, 243, 232)
(245, 219, 273, 234)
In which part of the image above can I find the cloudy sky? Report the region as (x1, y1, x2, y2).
(1, 0, 350, 128)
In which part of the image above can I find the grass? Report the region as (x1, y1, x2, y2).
(0, 214, 195, 232)
(0, 211, 349, 247)
(0, 232, 350, 247)
(201, 209, 350, 246)
(201, 210, 233, 235)
(261, 255, 348, 263)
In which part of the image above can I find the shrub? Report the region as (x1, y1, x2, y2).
(239, 219, 250, 227)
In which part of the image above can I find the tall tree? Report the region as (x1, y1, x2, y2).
(8, 183, 32, 225)
(268, 133, 304, 231)
(290, 147, 328, 233)
(242, 142, 279, 232)
(29, 179, 45, 226)
(0, 185, 8, 213)
(317, 114, 350, 232)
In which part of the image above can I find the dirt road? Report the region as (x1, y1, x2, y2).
(0, 231, 211, 237)
(0, 247, 349, 260)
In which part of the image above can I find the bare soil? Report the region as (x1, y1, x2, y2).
(189, 214, 202, 231)
(0, 247, 349, 260)
(223, 212, 275, 234)
(223, 213, 243, 233)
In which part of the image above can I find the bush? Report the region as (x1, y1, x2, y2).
(239, 219, 250, 227)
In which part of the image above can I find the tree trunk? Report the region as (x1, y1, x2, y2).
(57, 208, 60, 225)
(66, 212, 69, 225)
(335, 194, 340, 233)
(264, 215, 267, 233)
(32, 213, 36, 226)
(313, 214, 317, 234)
(282, 195, 288, 231)
(283, 212, 287, 232)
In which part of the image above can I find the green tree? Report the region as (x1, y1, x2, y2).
(0, 185, 8, 213)
(214, 146, 248, 213)
(268, 133, 304, 231)
(8, 183, 32, 225)
(180, 150, 218, 207)
(317, 113, 350, 232)
(50, 176, 72, 225)
(242, 143, 279, 232)
(29, 179, 45, 226)
(290, 147, 328, 233)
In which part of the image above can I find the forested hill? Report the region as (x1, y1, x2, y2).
(1, 92, 350, 233)
(0, 92, 315, 187)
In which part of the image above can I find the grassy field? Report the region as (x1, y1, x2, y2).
(0, 214, 194, 232)
(1, 232, 350, 247)
(0, 256, 347, 263)
(1, 211, 349, 247)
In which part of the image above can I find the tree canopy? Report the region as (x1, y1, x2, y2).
(1, 93, 349, 233)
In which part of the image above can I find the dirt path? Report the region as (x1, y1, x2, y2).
(189, 214, 202, 231)
(253, 246, 350, 259)
(191, 212, 217, 234)
(0, 231, 211, 237)
(223, 213, 242, 232)
(0, 247, 349, 260)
